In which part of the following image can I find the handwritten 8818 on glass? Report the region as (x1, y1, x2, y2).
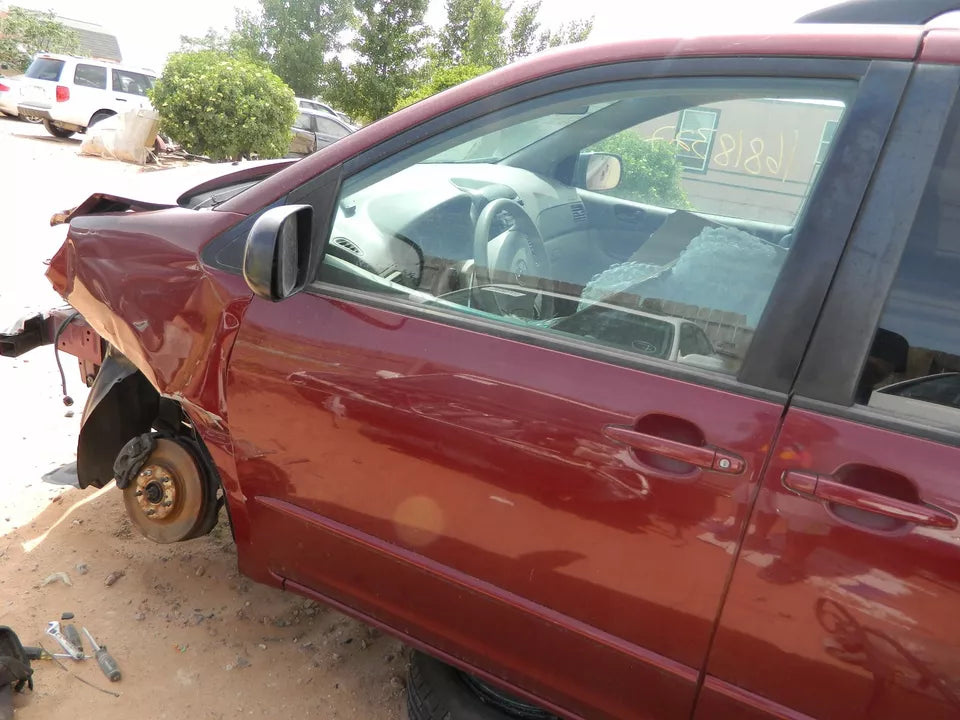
(650, 125, 801, 181)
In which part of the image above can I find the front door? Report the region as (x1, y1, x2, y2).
(224, 61, 897, 719)
(697, 63, 960, 720)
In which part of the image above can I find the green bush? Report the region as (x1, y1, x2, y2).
(150, 51, 297, 161)
(591, 132, 689, 208)
(393, 64, 491, 113)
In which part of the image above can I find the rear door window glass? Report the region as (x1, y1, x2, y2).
(111, 69, 154, 96)
(859, 106, 960, 428)
(295, 112, 313, 130)
(74, 64, 107, 90)
(25, 57, 65, 81)
(315, 117, 350, 139)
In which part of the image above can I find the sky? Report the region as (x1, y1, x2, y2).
(10, 0, 842, 73)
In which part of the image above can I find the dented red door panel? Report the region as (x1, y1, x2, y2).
(698, 410, 960, 720)
(224, 291, 790, 719)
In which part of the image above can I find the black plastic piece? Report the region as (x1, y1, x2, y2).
(0, 626, 33, 695)
(113, 433, 157, 490)
(242, 204, 314, 302)
(799, 0, 960, 24)
(77, 350, 159, 489)
(0, 314, 47, 358)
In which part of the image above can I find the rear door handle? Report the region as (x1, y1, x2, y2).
(783, 470, 957, 529)
(603, 425, 745, 474)
(115, 97, 127, 102)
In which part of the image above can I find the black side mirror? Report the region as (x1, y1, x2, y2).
(574, 151, 623, 191)
(243, 204, 314, 302)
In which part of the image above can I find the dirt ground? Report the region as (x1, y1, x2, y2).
(0, 116, 407, 719)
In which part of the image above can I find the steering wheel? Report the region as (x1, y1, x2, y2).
(471, 197, 554, 319)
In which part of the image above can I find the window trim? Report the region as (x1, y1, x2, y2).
(675, 106, 720, 173)
(792, 63, 960, 443)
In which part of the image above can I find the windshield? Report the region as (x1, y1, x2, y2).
(426, 102, 615, 163)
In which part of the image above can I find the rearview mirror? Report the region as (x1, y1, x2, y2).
(575, 152, 622, 192)
(243, 204, 314, 302)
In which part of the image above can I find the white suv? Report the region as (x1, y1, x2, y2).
(17, 54, 157, 139)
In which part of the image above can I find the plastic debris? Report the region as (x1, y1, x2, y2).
(40, 572, 72, 587)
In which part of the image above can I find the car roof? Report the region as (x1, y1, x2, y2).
(33, 53, 157, 75)
(299, 108, 352, 124)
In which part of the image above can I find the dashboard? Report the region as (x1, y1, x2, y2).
(328, 162, 590, 293)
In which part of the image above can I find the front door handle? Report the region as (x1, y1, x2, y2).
(603, 425, 745, 474)
(783, 471, 957, 529)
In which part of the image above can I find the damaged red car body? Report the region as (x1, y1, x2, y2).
(6, 3, 960, 718)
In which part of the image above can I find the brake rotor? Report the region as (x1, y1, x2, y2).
(122, 438, 207, 543)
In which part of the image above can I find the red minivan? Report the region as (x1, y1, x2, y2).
(4, 1, 960, 718)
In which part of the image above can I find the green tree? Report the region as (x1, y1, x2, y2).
(179, 27, 235, 54)
(508, 1, 541, 62)
(463, 0, 507, 68)
(261, 0, 354, 97)
(435, 0, 474, 65)
(437, 0, 592, 70)
(592, 132, 689, 207)
(539, 17, 593, 49)
(393, 63, 490, 112)
(0, 8, 79, 71)
(150, 51, 297, 161)
(325, 0, 430, 123)
(200, 0, 352, 98)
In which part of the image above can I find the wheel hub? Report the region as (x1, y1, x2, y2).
(133, 464, 178, 520)
(121, 437, 214, 544)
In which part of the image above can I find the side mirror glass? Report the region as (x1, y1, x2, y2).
(243, 204, 314, 302)
(576, 151, 623, 192)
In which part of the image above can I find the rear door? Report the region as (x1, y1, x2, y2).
(697, 61, 960, 720)
(69, 62, 108, 126)
(109, 68, 154, 111)
(222, 57, 908, 719)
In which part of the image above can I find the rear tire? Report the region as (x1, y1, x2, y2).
(42, 119, 75, 138)
(406, 652, 556, 720)
(88, 110, 115, 128)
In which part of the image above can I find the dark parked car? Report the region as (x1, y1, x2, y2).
(4, 1, 960, 718)
(289, 108, 355, 156)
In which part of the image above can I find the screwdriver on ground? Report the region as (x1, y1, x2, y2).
(62, 624, 84, 658)
(81, 627, 121, 682)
